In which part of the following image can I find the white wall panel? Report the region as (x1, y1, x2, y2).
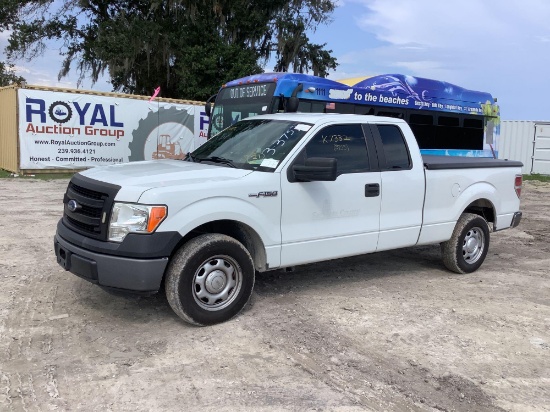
(499, 121, 536, 174)
(532, 124, 550, 174)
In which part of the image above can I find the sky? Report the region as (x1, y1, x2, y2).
(2, 0, 550, 120)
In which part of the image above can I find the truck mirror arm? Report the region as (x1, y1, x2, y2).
(205, 94, 217, 118)
(286, 84, 303, 113)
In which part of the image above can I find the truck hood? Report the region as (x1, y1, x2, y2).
(80, 160, 253, 201)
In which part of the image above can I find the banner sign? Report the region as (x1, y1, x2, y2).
(18, 89, 209, 169)
(225, 73, 498, 116)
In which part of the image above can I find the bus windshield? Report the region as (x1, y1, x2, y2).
(210, 83, 277, 136)
(192, 118, 311, 172)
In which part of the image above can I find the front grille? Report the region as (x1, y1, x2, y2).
(62, 174, 120, 240)
(66, 214, 97, 233)
(69, 183, 105, 200)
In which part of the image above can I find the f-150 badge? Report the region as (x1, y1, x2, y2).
(248, 191, 278, 198)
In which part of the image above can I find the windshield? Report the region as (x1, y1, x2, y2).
(210, 83, 277, 136)
(192, 119, 312, 172)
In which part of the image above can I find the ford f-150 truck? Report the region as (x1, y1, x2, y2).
(54, 113, 523, 326)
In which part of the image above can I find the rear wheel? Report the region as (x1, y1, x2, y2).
(165, 234, 255, 326)
(441, 213, 490, 274)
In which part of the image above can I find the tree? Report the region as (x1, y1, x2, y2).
(2, 0, 337, 100)
(0, 61, 25, 87)
(269, 0, 337, 75)
(0, 0, 21, 31)
(0, 0, 27, 86)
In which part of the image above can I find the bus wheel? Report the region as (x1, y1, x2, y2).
(441, 213, 490, 274)
(165, 234, 255, 326)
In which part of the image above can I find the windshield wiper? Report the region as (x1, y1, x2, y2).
(198, 156, 237, 168)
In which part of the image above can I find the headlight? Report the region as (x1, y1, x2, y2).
(108, 203, 167, 242)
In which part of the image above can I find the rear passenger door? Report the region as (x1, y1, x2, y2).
(369, 123, 425, 251)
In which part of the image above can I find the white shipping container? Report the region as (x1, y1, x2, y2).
(499, 121, 550, 175)
(532, 124, 550, 175)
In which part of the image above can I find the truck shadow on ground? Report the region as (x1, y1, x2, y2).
(253, 244, 446, 297)
(73, 243, 446, 324)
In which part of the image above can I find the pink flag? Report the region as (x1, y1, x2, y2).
(149, 86, 161, 102)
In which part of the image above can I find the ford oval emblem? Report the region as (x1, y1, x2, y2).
(67, 199, 80, 212)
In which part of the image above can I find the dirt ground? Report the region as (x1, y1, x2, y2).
(0, 178, 549, 412)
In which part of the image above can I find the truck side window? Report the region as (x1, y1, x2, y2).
(376, 125, 411, 170)
(302, 124, 369, 174)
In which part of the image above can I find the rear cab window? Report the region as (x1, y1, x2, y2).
(372, 124, 412, 170)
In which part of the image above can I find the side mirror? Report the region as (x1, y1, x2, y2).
(286, 96, 299, 113)
(285, 83, 303, 113)
(293, 157, 337, 182)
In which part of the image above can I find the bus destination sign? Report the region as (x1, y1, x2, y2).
(221, 83, 275, 101)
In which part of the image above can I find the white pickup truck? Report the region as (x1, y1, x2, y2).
(54, 113, 523, 325)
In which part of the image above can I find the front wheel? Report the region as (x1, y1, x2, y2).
(441, 213, 490, 274)
(165, 234, 255, 326)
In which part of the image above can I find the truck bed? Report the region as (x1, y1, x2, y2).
(422, 155, 523, 170)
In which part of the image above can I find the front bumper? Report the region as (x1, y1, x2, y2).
(54, 221, 180, 293)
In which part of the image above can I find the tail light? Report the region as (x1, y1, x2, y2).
(514, 174, 522, 198)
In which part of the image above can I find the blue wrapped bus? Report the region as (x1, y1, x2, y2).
(207, 73, 500, 157)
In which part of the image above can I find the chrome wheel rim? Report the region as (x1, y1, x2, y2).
(462, 226, 485, 264)
(192, 255, 243, 311)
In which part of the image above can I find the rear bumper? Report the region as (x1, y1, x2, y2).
(511, 211, 522, 228)
(54, 233, 169, 294)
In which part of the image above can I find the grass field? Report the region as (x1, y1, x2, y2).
(0, 169, 74, 180)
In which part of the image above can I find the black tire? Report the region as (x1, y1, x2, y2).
(165, 234, 255, 326)
(441, 213, 490, 274)
(129, 106, 194, 162)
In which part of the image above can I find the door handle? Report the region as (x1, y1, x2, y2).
(365, 183, 380, 197)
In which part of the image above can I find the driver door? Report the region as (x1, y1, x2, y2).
(280, 123, 381, 266)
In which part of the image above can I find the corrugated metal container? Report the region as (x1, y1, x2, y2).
(17, 84, 203, 104)
(499, 121, 535, 174)
(0, 85, 19, 173)
(531, 124, 550, 174)
(499, 120, 550, 174)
